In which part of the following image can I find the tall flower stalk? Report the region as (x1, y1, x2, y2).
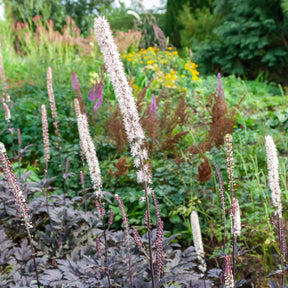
(213, 163, 226, 253)
(94, 16, 157, 287)
(0, 143, 40, 288)
(213, 161, 228, 288)
(75, 99, 111, 286)
(115, 194, 133, 287)
(75, 99, 102, 197)
(47, 67, 67, 203)
(265, 135, 286, 286)
(41, 104, 53, 230)
(224, 133, 240, 283)
(224, 255, 234, 288)
(190, 211, 207, 277)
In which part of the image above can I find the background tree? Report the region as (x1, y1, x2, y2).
(165, 0, 212, 47)
(179, 0, 288, 83)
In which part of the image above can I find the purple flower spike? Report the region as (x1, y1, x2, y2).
(150, 93, 157, 116)
(216, 73, 224, 99)
(90, 83, 104, 111)
(93, 96, 103, 111)
(89, 85, 96, 102)
(72, 71, 80, 91)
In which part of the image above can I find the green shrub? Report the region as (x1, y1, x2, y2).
(191, 0, 288, 83)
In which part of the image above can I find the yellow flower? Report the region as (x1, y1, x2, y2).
(168, 47, 172, 50)
(181, 74, 185, 78)
(140, 61, 143, 64)
(89, 72, 99, 84)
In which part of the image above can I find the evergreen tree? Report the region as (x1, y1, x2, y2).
(165, 0, 212, 47)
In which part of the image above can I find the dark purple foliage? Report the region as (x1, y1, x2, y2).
(0, 173, 218, 288)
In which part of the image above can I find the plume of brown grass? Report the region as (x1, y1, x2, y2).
(107, 82, 189, 155)
(114, 30, 142, 54)
(176, 81, 245, 182)
(107, 106, 128, 151)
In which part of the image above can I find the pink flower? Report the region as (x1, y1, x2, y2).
(231, 197, 241, 236)
(71, 71, 80, 91)
(89, 85, 96, 102)
(89, 83, 104, 111)
(216, 72, 224, 99)
(224, 255, 234, 288)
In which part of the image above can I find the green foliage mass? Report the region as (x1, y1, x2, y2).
(2, 8, 288, 282)
(179, 0, 288, 83)
(165, 0, 212, 47)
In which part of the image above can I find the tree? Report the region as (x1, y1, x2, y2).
(165, 0, 212, 47)
(193, 0, 288, 82)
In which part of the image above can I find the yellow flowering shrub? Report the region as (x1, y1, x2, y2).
(122, 47, 199, 92)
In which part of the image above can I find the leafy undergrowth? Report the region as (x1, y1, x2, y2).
(0, 173, 217, 288)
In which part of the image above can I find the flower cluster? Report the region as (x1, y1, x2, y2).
(108, 209, 114, 228)
(76, 99, 102, 196)
(132, 228, 144, 251)
(41, 104, 50, 163)
(122, 46, 199, 91)
(94, 16, 152, 188)
(231, 197, 241, 237)
(89, 81, 103, 111)
(95, 199, 105, 217)
(224, 134, 234, 189)
(2, 102, 11, 121)
(224, 255, 234, 288)
(47, 67, 59, 135)
(115, 194, 130, 239)
(265, 135, 282, 217)
(71, 71, 80, 91)
(216, 72, 224, 99)
(0, 143, 33, 232)
(190, 211, 206, 273)
(155, 219, 164, 277)
(96, 238, 102, 257)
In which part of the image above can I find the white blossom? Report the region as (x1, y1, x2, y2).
(190, 211, 206, 273)
(41, 104, 50, 163)
(231, 197, 241, 237)
(76, 111, 102, 197)
(94, 16, 153, 188)
(2, 102, 10, 121)
(265, 135, 282, 217)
